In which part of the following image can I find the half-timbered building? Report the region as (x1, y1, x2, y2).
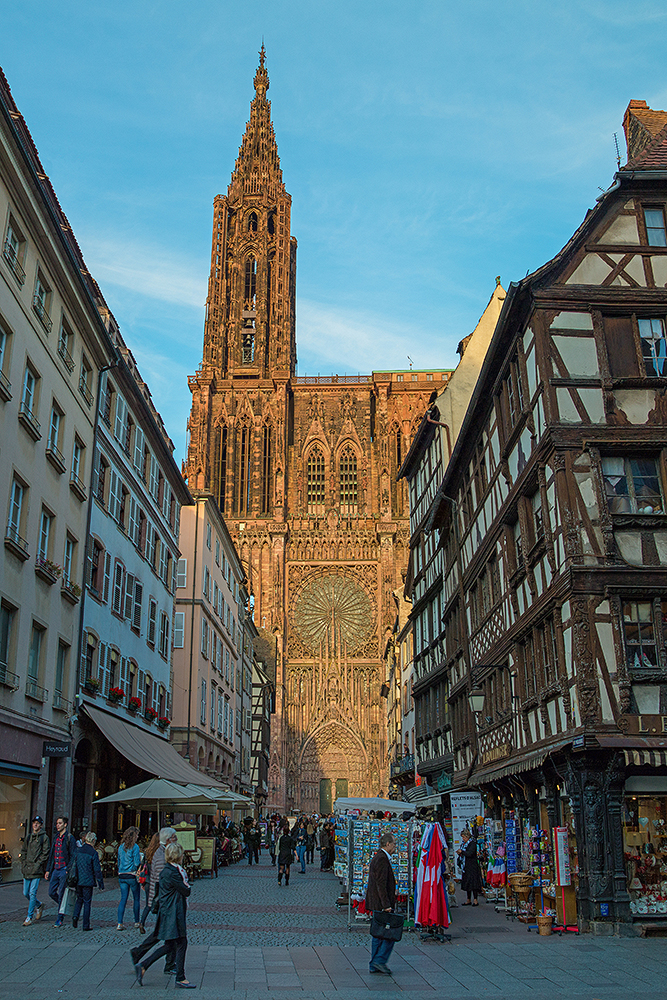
(423, 100, 667, 932)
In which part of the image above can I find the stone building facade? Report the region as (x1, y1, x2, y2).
(185, 49, 451, 813)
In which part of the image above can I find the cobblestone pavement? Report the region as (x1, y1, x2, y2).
(2, 854, 667, 998)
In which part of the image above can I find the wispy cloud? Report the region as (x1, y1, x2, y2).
(79, 233, 208, 310)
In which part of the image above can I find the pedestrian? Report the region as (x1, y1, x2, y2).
(268, 820, 277, 866)
(319, 821, 330, 871)
(20, 816, 50, 926)
(459, 829, 483, 906)
(306, 818, 315, 864)
(365, 832, 397, 975)
(138, 832, 160, 933)
(70, 831, 104, 931)
(249, 819, 261, 865)
(45, 815, 77, 927)
(277, 824, 294, 886)
(133, 828, 178, 972)
(295, 818, 307, 874)
(116, 826, 141, 930)
(133, 841, 195, 988)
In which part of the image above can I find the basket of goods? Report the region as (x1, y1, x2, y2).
(508, 872, 534, 901)
(536, 912, 553, 936)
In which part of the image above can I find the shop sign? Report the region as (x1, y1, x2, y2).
(450, 791, 482, 869)
(436, 772, 452, 791)
(481, 742, 511, 765)
(621, 714, 667, 735)
(553, 826, 571, 886)
(42, 741, 71, 757)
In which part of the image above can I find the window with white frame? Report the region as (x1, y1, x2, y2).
(33, 270, 52, 331)
(177, 558, 187, 589)
(63, 535, 76, 586)
(47, 405, 63, 458)
(71, 438, 84, 488)
(602, 456, 664, 515)
(38, 508, 53, 561)
(200, 678, 207, 725)
(203, 566, 210, 600)
(133, 426, 145, 474)
(149, 453, 159, 500)
(21, 365, 38, 417)
(3, 215, 26, 284)
(225, 648, 230, 684)
(174, 611, 185, 648)
(158, 611, 169, 658)
(216, 637, 222, 673)
(218, 692, 224, 733)
(7, 477, 26, 545)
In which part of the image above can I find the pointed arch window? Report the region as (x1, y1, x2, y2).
(215, 424, 228, 513)
(261, 423, 272, 515)
(237, 424, 252, 515)
(247, 212, 258, 233)
(339, 445, 358, 512)
(307, 447, 325, 514)
(244, 256, 257, 308)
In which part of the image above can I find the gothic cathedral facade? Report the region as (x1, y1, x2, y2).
(186, 50, 450, 813)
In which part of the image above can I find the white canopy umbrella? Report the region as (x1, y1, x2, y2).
(94, 778, 232, 823)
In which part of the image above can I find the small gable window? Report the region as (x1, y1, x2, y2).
(644, 207, 667, 247)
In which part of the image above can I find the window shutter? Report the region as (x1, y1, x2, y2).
(120, 656, 128, 695)
(177, 558, 187, 589)
(103, 552, 111, 603)
(148, 601, 157, 645)
(133, 426, 144, 472)
(98, 642, 106, 694)
(174, 611, 185, 648)
(114, 395, 127, 442)
(128, 497, 137, 545)
(604, 315, 639, 377)
(149, 454, 159, 499)
(162, 483, 171, 521)
(124, 573, 134, 619)
(133, 581, 143, 631)
(138, 670, 145, 708)
(112, 563, 124, 614)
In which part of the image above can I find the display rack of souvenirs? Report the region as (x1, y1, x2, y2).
(333, 817, 350, 881)
(625, 842, 667, 916)
(504, 813, 521, 875)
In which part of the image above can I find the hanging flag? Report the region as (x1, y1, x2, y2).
(413, 824, 433, 927)
(417, 822, 450, 928)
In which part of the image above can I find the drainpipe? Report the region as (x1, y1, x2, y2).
(186, 498, 200, 764)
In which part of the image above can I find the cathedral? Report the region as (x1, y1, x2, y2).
(186, 49, 450, 813)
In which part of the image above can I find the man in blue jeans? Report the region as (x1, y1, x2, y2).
(45, 816, 77, 927)
(365, 833, 397, 975)
(20, 817, 50, 926)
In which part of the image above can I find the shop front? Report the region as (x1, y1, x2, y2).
(621, 747, 667, 922)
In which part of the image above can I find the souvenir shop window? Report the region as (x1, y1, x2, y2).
(621, 599, 667, 672)
(623, 794, 667, 916)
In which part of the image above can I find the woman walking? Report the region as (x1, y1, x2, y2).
(268, 820, 277, 866)
(117, 826, 141, 930)
(295, 818, 307, 874)
(306, 817, 315, 864)
(70, 832, 104, 931)
(459, 830, 483, 906)
(138, 832, 160, 933)
(277, 824, 294, 886)
(134, 841, 195, 988)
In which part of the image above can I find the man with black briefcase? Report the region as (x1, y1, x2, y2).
(365, 832, 403, 975)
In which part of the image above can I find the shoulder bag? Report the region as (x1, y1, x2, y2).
(370, 910, 404, 941)
(66, 857, 78, 888)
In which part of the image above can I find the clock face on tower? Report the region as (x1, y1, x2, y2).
(294, 573, 373, 656)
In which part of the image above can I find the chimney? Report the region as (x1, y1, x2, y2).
(623, 99, 667, 163)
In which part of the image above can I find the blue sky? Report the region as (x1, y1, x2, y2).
(2, 1, 666, 461)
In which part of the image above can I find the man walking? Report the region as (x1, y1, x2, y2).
(45, 815, 77, 927)
(365, 832, 397, 976)
(20, 817, 50, 926)
(131, 828, 178, 975)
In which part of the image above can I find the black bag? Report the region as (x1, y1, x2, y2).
(66, 858, 78, 888)
(370, 910, 404, 941)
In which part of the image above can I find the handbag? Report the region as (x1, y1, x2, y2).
(66, 859, 78, 888)
(370, 910, 404, 941)
(136, 862, 149, 885)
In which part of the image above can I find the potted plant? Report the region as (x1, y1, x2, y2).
(128, 696, 141, 714)
(144, 706, 157, 723)
(157, 716, 171, 730)
(108, 686, 124, 704)
(83, 677, 99, 696)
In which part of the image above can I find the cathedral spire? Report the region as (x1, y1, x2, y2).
(254, 43, 269, 100)
(229, 46, 283, 198)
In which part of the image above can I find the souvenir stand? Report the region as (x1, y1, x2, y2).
(332, 797, 415, 932)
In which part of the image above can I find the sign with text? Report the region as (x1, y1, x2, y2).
(43, 741, 71, 757)
(450, 791, 482, 876)
(553, 826, 571, 886)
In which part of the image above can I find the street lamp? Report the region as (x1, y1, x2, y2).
(468, 688, 485, 717)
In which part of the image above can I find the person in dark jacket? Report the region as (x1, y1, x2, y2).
(45, 815, 77, 927)
(295, 819, 307, 874)
(365, 833, 397, 975)
(247, 819, 261, 865)
(459, 830, 483, 905)
(277, 825, 294, 886)
(71, 832, 104, 931)
(134, 842, 194, 989)
(20, 817, 50, 925)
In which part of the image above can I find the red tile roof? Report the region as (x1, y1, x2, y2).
(622, 120, 667, 171)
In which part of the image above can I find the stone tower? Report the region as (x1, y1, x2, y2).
(186, 49, 451, 812)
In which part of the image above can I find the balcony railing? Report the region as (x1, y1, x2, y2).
(53, 693, 73, 713)
(25, 679, 48, 702)
(78, 375, 93, 407)
(0, 663, 20, 690)
(2, 238, 25, 285)
(4, 524, 29, 561)
(18, 400, 41, 440)
(390, 753, 415, 778)
(0, 368, 11, 401)
(46, 441, 66, 474)
(69, 471, 87, 501)
(32, 294, 53, 333)
(58, 340, 75, 373)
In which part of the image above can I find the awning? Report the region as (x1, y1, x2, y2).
(625, 749, 667, 768)
(83, 704, 226, 789)
(333, 796, 416, 815)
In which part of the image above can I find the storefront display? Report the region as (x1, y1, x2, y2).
(623, 793, 667, 916)
(0, 774, 33, 882)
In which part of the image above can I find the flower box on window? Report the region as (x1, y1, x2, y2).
(83, 677, 99, 696)
(157, 716, 171, 730)
(144, 707, 157, 723)
(127, 696, 141, 713)
(108, 687, 124, 704)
